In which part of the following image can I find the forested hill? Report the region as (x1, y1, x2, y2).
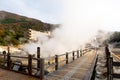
(0, 11, 59, 46)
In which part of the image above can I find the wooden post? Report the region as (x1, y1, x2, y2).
(111, 58, 113, 80)
(4, 54, 6, 61)
(40, 58, 44, 80)
(105, 45, 110, 59)
(80, 50, 82, 56)
(77, 50, 79, 58)
(66, 52, 68, 64)
(7, 52, 11, 70)
(72, 51, 75, 60)
(105, 45, 112, 80)
(55, 55, 58, 70)
(3, 51, 6, 61)
(82, 50, 84, 55)
(110, 57, 113, 80)
(28, 55, 32, 75)
(107, 57, 110, 80)
(37, 47, 40, 69)
(8, 46, 10, 54)
(107, 57, 113, 80)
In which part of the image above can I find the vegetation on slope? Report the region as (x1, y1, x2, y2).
(0, 11, 58, 46)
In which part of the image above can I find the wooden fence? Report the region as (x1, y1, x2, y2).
(0, 47, 44, 79)
(0, 47, 91, 80)
(45, 48, 91, 72)
(105, 46, 120, 80)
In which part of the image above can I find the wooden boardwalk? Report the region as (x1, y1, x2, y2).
(0, 50, 97, 80)
(44, 50, 97, 80)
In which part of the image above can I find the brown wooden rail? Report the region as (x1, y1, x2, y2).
(105, 46, 120, 80)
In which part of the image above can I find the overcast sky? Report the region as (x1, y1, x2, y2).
(0, 0, 120, 31)
(0, 0, 62, 24)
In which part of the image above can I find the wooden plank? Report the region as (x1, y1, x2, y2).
(113, 62, 120, 66)
(10, 56, 28, 59)
(113, 73, 120, 78)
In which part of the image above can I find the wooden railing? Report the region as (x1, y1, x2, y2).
(0, 47, 91, 80)
(105, 46, 120, 80)
(0, 47, 44, 80)
(44, 49, 91, 72)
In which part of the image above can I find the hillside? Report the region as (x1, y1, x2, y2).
(0, 11, 59, 46)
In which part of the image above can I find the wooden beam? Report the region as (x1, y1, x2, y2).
(113, 73, 120, 78)
(113, 62, 120, 66)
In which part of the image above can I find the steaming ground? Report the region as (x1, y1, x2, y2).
(23, 28, 98, 58)
(23, 0, 120, 57)
(23, 29, 81, 57)
(23, 0, 99, 57)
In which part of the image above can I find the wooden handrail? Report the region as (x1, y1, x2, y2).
(0, 47, 92, 80)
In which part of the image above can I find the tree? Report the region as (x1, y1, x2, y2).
(109, 32, 120, 43)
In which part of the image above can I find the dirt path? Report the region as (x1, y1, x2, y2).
(0, 68, 39, 80)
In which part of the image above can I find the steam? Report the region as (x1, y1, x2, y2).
(23, 0, 111, 57)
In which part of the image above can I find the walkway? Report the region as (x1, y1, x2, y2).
(44, 50, 97, 80)
(0, 50, 97, 80)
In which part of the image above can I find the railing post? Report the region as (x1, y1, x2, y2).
(105, 45, 110, 59)
(77, 50, 79, 58)
(7, 52, 11, 70)
(3, 51, 6, 61)
(55, 55, 58, 70)
(105, 45, 113, 80)
(8, 46, 10, 54)
(107, 57, 110, 80)
(82, 50, 84, 55)
(37, 47, 40, 69)
(107, 57, 113, 80)
(80, 50, 82, 56)
(40, 58, 44, 80)
(72, 51, 75, 60)
(28, 55, 32, 75)
(110, 57, 113, 80)
(66, 52, 68, 64)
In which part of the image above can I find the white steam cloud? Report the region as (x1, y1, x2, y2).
(23, 0, 119, 57)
